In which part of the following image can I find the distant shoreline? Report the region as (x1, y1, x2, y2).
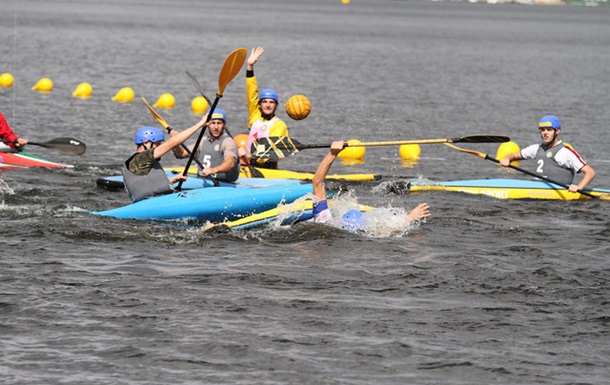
(434, 0, 609, 5)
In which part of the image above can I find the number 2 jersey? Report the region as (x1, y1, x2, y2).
(520, 141, 587, 185)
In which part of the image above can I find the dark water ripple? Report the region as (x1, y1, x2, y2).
(2, 0, 610, 384)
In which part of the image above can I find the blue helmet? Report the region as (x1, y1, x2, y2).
(341, 209, 366, 232)
(210, 108, 226, 122)
(259, 88, 279, 103)
(135, 126, 165, 144)
(538, 115, 561, 130)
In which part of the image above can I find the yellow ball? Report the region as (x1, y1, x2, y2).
(285, 94, 311, 120)
(112, 87, 135, 102)
(191, 96, 209, 114)
(72, 82, 92, 98)
(338, 139, 366, 160)
(32, 77, 53, 92)
(399, 144, 421, 160)
(154, 93, 175, 108)
(496, 141, 521, 165)
(0, 73, 14, 87)
(234, 134, 249, 151)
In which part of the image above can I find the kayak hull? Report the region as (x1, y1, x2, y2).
(409, 178, 610, 200)
(204, 200, 317, 232)
(0, 151, 73, 169)
(92, 183, 317, 221)
(204, 200, 375, 232)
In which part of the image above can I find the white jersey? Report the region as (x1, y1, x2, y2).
(520, 141, 587, 185)
(521, 141, 586, 171)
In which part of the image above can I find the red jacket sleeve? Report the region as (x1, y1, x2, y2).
(0, 112, 19, 148)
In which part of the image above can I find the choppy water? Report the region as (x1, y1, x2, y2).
(1, 0, 610, 384)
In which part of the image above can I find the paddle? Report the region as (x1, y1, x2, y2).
(141, 97, 205, 168)
(141, 96, 219, 186)
(185, 70, 213, 107)
(176, 48, 247, 190)
(444, 142, 608, 200)
(2, 137, 86, 155)
(185, 69, 263, 178)
(251, 135, 510, 161)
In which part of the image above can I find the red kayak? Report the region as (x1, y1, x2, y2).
(0, 151, 73, 169)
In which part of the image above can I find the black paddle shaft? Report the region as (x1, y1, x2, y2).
(2, 137, 86, 155)
(251, 135, 511, 161)
(484, 154, 597, 199)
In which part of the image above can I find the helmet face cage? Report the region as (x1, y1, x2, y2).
(135, 126, 165, 144)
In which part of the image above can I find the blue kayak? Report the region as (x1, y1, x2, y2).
(91, 183, 317, 221)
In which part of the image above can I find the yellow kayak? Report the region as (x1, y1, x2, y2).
(167, 165, 380, 182)
(203, 198, 375, 232)
(408, 178, 610, 200)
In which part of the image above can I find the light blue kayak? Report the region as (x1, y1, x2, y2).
(91, 183, 317, 221)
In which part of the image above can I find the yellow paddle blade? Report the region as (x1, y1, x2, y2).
(142, 96, 170, 129)
(444, 143, 487, 159)
(217, 48, 247, 96)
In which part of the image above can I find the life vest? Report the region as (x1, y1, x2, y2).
(122, 156, 173, 202)
(246, 116, 280, 155)
(533, 143, 575, 185)
(198, 134, 239, 182)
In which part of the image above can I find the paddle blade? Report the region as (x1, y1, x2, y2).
(185, 71, 212, 105)
(450, 135, 510, 143)
(444, 143, 488, 159)
(142, 96, 170, 129)
(177, 48, 246, 190)
(217, 48, 247, 96)
(30, 137, 87, 155)
(250, 136, 305, 161)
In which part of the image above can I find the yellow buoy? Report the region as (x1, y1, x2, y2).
(338, 139, 366, 160)
(234, 134, 249, 151)
(399, 144, 421, 160)
(112, 87, 135, 102)
(191, 96, 209, 114)
(496, 141, 521, 166)
(154, 93, 175, 108)
(0, 73, 14, 87)
(72, 82, 92, 98)
(32, 77, 53, 92)
(342, 0, 350, 4)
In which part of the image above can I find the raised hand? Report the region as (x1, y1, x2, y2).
(247, 46, 265, 70)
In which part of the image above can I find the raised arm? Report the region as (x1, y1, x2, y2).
(312, 141, 345, 200)
(154, 114, 208, 159)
